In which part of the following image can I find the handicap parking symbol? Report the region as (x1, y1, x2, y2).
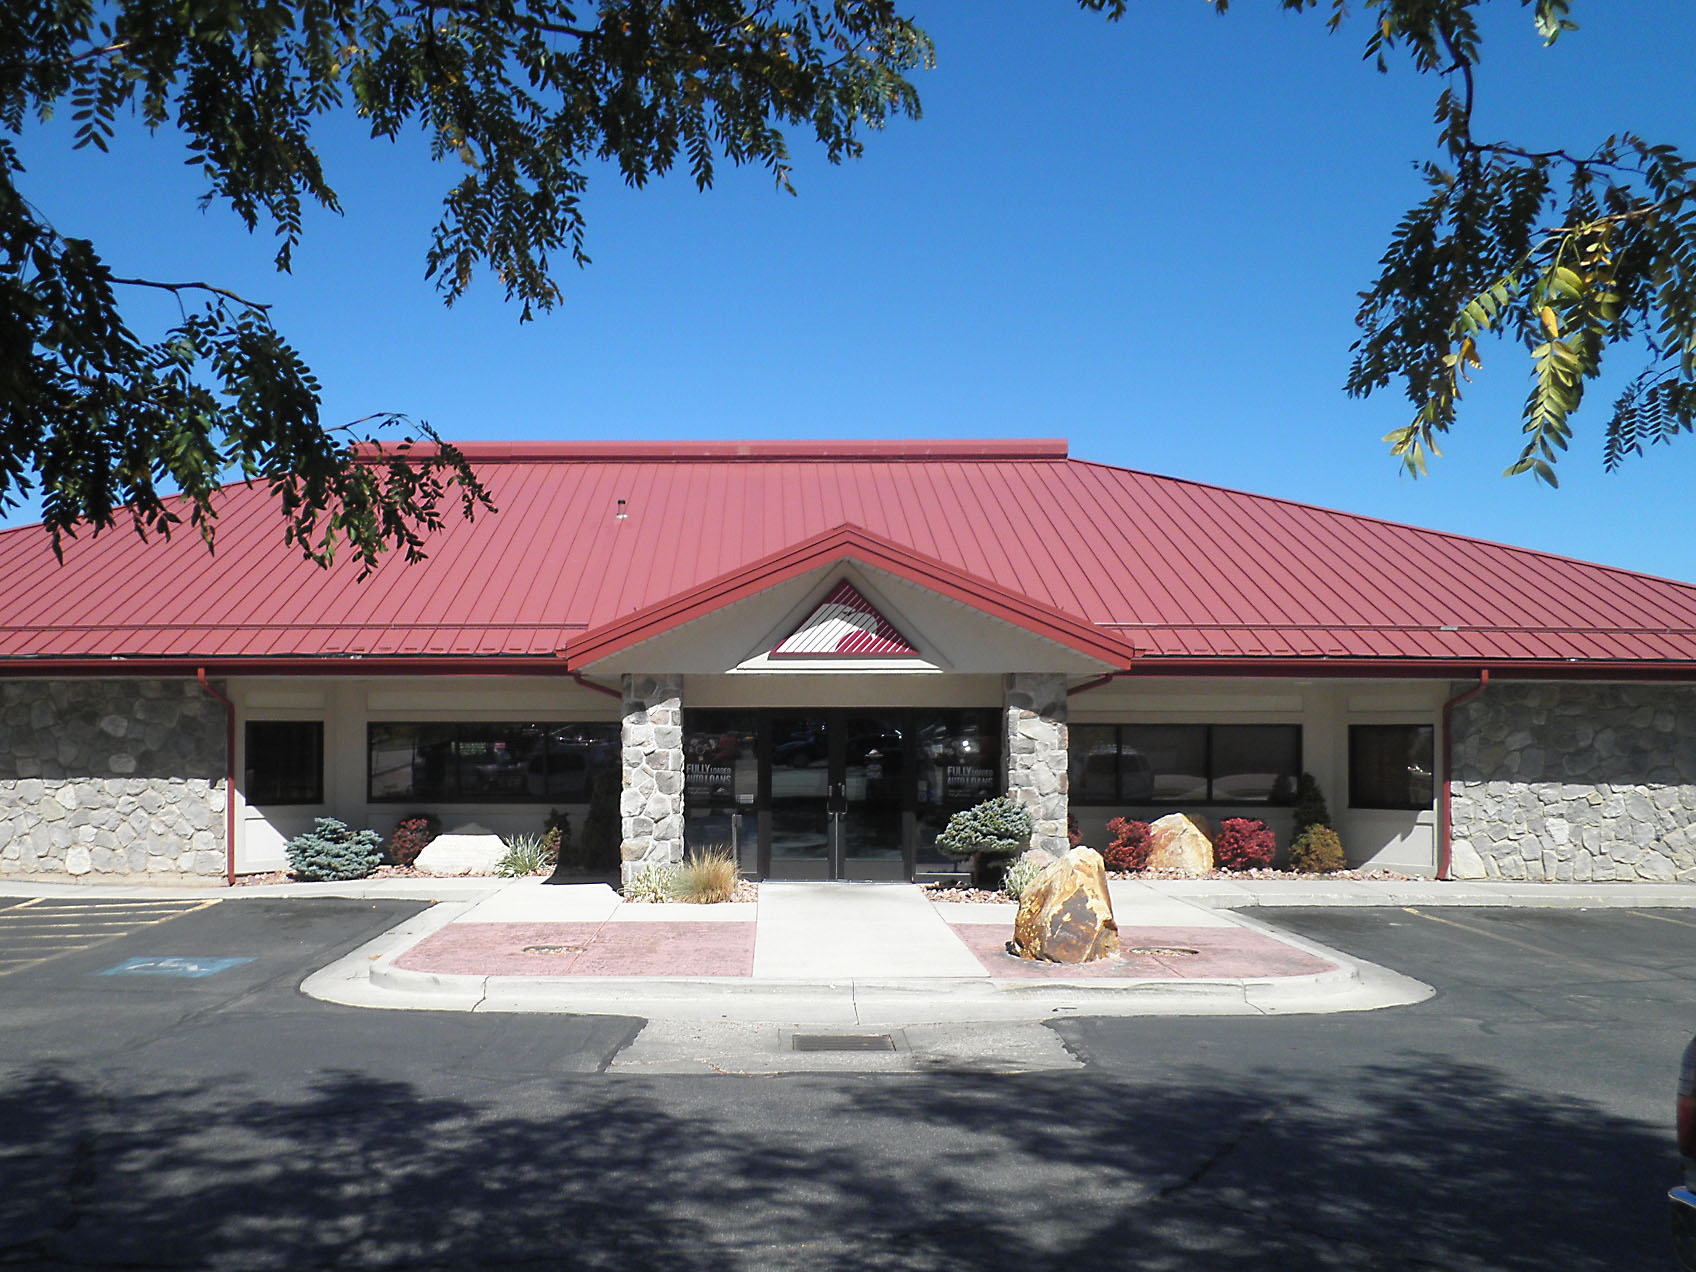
(99, 956, 254, 979)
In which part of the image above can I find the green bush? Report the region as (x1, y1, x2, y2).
(933, 797, 1034, 864)
(286, 818, 382, 882)
(495, 834, 553, 877)
(1289, 824, 1347, 873)
(1292, 772, 1333, 841)
(1001, 854, 1049, 902)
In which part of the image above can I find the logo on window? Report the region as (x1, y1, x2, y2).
(771, 582, 919, 658)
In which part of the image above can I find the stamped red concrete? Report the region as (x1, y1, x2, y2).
(945, 922, 1337, 980)
(393, 921, 757, 978)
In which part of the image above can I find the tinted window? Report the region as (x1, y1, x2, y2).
(245, 721, 323, 805)
(1211, 725, 1301, 803)
(1122, 725, 1208, 802)
(368, 722, 617, 802)
(1071, 723, 1300, 805)
(1350, 724, 1434, 810)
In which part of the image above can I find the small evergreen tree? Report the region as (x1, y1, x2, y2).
(1291, 772, 1332, 841)
(934, 797, 1033, 864)
(286, 818, 382, 882)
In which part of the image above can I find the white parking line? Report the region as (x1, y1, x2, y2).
(0, 899, 219, 977)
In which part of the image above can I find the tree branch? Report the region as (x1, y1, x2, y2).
(106, 277, 272, 311)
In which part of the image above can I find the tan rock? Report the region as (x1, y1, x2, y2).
(1007, 846, 1120, 963)
(1146, 813, 1214, 874)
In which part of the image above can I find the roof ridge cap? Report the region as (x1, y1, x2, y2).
(354, 439, 1069, 463)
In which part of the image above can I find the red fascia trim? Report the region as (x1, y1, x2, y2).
(195, 669, 237, 888)
(353, 439, 1070, 464)
(562, 523, 1139, 670)
(1112, 658, 1696, 681)
(1438, 671, 1491, 881)
(0, 657, 576, 677)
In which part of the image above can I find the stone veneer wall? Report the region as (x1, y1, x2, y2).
(1004, 672, 1069, 857)
(619, 673, 684, 886)
(0, 679, 227, 880)
(1449, 681, 1696, 882)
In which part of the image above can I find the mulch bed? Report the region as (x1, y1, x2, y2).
(233, 864, 454, 887)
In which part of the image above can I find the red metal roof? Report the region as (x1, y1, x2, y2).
(3, 438, 1696, 673)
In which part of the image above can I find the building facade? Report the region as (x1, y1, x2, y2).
(3, 440, 1694, 885)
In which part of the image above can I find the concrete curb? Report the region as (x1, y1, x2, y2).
(1138, 879, 1696, 909)
(12, 876, 1696, 908)
(300, 907, 1434, 1025)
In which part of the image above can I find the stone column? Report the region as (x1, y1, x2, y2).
(1004, 672, 1069, 858)
(620, 673, 685, 886)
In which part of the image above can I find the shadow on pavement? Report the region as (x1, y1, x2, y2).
(0, 1055, 1668, 1270)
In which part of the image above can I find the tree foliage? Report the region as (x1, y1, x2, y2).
(1188, 0, 1694, 485)
(1, 0, 930, 567)
(3, 0, 1688, 571)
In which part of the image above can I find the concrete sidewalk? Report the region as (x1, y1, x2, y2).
(299, 879, 1435, 1026)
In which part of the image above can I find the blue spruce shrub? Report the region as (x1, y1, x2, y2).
(286, 817, 383, 882)
(933, 796, 1034, 865)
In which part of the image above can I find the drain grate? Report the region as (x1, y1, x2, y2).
(792, 1033, 896, 1053)
(1126, 946, 1199, 958)
(522, 944, 584, 955)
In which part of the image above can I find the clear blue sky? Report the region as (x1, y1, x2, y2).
(9, 1, 1694, 580)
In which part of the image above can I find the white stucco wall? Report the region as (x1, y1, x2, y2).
(1069, 677, 1442, 873)
(229, 676, 621, 873)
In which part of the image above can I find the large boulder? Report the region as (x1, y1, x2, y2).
(413, 824, 507, 875)
(1007, 846, 1120, 963)
(1146, 813, 1214, 874)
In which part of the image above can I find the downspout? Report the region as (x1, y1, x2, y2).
(570, 671, 623, 701)
(1437, 669, 1490, 881)
(1067, 665, 1135, 697)
(196, 669, 237, 887)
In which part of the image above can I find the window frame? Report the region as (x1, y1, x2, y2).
(243, 719, 325, 807)
(1068, 722, 1302, 807)
(1347, 722, 1436, 811)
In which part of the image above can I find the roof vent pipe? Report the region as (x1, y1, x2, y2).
(615, 499, 627, 520)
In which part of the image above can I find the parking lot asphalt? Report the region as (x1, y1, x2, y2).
(0, 898, 1689, 1270)
(0, 895, 220, 978)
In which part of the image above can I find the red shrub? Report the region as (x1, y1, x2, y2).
(1214, 818, 1275, 871)
(386, 815, 439, 867)
(1104, 818, 1153, 872)
(1067, 813, 1082, 849)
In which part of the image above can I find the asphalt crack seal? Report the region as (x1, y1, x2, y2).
(1156, 1101, 1286, 1199)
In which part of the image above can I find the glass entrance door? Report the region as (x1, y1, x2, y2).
(765, 711, 911, 880)
(839, 713, 908, 881)
(768, 713, 834, 880)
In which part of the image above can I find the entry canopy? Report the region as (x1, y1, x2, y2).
(770, 581, 919, 659)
